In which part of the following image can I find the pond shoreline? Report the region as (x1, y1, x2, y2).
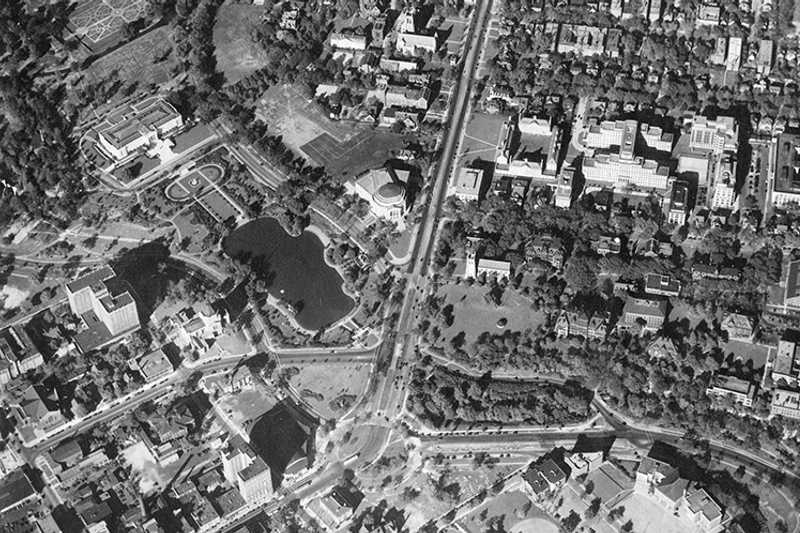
(223, 217, 354, 331)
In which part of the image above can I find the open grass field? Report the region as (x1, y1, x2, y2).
(69, 0, 150, 53)
(173, 209, 210, 253)
(286, 362, 370, 420)
(257, 85, 357, 154)
(300, 129, 405, 178)
(257, 84, 405, 177)
(722, 340, 769, 368)
(459, 113, 505, 166)
(213, 4, 269, 83)
(459, 490, 556, 533)
(85, 26, 177, 87)
(436, 283, 546, 347)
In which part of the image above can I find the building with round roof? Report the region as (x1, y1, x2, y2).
(345, 167, 409, 227)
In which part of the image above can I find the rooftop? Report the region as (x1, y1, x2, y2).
(685, 486, 723, 521)
(238, 456, 270, 482)
(0, 470, 36, 514)
(709, 374, 753, 395)
(624, 296, 668, 318)
(65, 266, 116, 295)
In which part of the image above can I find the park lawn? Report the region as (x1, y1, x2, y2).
(213, 4, 269, 83)
(436, 282, 546, 348)
(458, 489, 557, 533)
(668, 300, 714, 329)
(286, 362, 370, 420)
(458, 112, 505, 167)
(173, 209, 211, 254)
(257, 84, 357, 155)
(721, 340, 769, 368)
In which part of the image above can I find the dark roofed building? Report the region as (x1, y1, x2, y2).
(0, 469, 38, 514)
(522, 457, 567, 500)
(644, 273, 682, 297)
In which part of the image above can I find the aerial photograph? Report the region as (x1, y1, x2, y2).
(1, 0, 800, 531)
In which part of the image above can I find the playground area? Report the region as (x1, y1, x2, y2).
(165, 164, 225, 202)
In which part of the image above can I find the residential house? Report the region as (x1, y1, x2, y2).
(720, 313, 754, 340)
(526, 235, 565, 268)
(554, 311, 608, 340)
(691, 264, 741, 281)
(647, 336, 679, 359)
(12, 385, 66, 442)
(0, 326, 43, 376)
(705, 374, 756, 407)
(522, 458, 567, 501)
(594, 235, 622, 256)
(134, 348, 173, 383)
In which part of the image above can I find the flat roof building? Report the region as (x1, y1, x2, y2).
(705, 374, 755, 407)
(96, 97, 183, 162)
(771, 388, 800, 419)
(453, 167, 485, 201)
(66, 266, 140, 353)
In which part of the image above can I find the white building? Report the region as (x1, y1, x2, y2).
(688, 116, 738, 155)
(453, 167, 485, 201)
(220, 435, 273, 504)
(396, 33, 437, 56)
(96, 97, 183, 162)
(705, 374, 755, 407)
(345, 167, 409, 227)
(495, 116, 561, 183)
(770, 388, 800, 419)
(66, 266, 140, 353)
(330, 33, 367, 50)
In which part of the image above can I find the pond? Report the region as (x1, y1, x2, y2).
(222, 218, 354, 330)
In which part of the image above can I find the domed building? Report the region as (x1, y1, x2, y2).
(345, 166, 410, 227)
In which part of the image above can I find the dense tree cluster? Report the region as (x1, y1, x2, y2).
(0, 1, 83, 225)
(491, 1, 800, 120)
(407, 362, 593, 427)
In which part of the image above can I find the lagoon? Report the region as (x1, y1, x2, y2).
(222, 218, 354, 331)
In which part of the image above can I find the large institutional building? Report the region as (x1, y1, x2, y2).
(345, 166, 409, 227)
(495, 115, 562, 184)
(581, 119, 672, 194)
(65, 266, 140, 353)
(220, 435, 273, 504)
(95, 97, 183, 162)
